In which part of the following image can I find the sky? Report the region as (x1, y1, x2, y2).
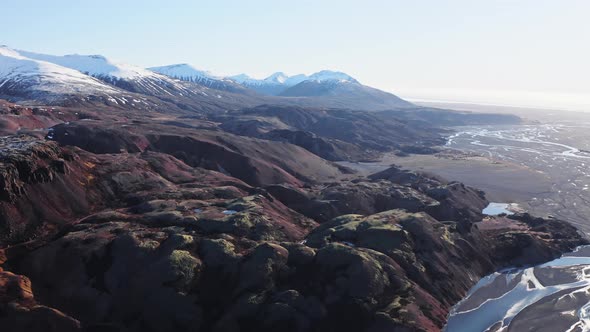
(3, 0, 590, 111)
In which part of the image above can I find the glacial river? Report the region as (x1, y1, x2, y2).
(445, 246, 590, 332)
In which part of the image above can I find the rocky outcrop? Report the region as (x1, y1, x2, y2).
(267, 166, 487, 226)
(261, 129, 379, 162)
(0, 137, 95, 245)
(267, 181, 440, 223)
(4, 207, 583, 332)
(0, 269, 80, 332)
(479, 213, 586, 266)
(0, 136, 66, 202)
(370, 166, 488, 225)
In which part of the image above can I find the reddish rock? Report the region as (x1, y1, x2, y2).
(0, 270, 80, 332)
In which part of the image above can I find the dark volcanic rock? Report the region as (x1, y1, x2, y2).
(17, 222, 203, 331)
(0, 105, 580, 332)
(49, 120, 344, 187)
(482, 213, 587, 266)
(277, 79, 413, 110)
(371, 166, 488, 225)
(215, 105, 446, 161)
(268, 166, 486, 226)
(267, 181, 439, 223)
(261, 129, 378, 161)
(5, 204, 584, 332)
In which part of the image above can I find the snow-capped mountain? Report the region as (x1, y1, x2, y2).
(18, 50, 192, 97)
(278, 71, 411, 108)
(0, 45, 413, 110)
(264, 72, 288, 84)
(261, 72, 310, 86)
(19, 50, 156, 80)
(211, 69, 412, 108)
(0, 45, 122, 103)
(307, 70, 357, 83)
(148, 64, 217, 82)
(227, 70, 358, 96)
(149, 64, 251, 94)
(227, 72, 295, 95)
(230, 70, 352, 86)
(227, 72, 303, 95)
(0, 46, 261, 109)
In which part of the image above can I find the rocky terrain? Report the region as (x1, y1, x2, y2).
(0, 99, 585, 332)
(0, 45, 581, 332)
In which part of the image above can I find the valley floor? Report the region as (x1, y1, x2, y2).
(343, 110, 590, 234)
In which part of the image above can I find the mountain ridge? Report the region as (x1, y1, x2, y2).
(0, 45, 415, 110)
(16, 49, 197, 97)
(226, 70, 358, 96)
(0, 46, 124, 103)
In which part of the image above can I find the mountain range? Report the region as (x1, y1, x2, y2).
(225, 70, 357, 96)
(0, 46, 411, 110)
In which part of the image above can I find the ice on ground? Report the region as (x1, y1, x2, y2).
(482, 202, 515, 216)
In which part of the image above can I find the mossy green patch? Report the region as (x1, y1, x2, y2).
(168, 249, 200, 283)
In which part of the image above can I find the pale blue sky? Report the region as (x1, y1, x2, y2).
(4, 0, 590, 110)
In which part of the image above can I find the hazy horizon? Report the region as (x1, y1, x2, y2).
(400, 89, 590, 113)
(4, 0, 589, 111)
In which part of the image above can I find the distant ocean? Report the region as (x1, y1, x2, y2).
(395, 89, 590, 112)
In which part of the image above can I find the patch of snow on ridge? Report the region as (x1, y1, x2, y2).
(228, 73, 255, 84)
(0, 46, 22, 58)
(264, 72, 289, 84)
(149, 64, 223, 81)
